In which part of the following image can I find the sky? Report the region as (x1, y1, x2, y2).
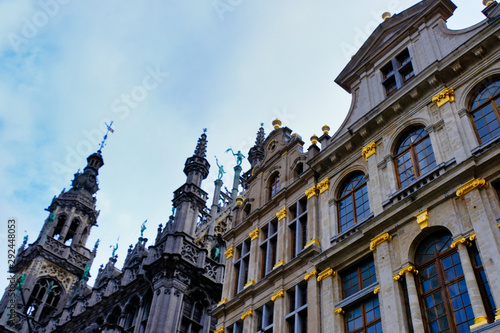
(0, 0, 487, 293)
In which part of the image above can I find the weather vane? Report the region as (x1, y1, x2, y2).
(99, 121, 115, 152)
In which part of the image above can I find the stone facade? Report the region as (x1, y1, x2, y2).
(213, 1, 500, 333)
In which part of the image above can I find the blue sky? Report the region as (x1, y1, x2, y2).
(0, 0, 486, 292)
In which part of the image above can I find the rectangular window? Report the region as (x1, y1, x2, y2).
(470, 242, 496, 321)
(256, 302, 274, 333)
(341, 257, 377, 298)
(234, 239, 251, 294)
(285, 284, 308, 333)
(345, 297, 382, 333)
(289, 198, 308, 258)
(227, 320, 243, 333)
(260, 219, 278, 278)
(381, 48, 414, 96)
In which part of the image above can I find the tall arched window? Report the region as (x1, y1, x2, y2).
(123, 296, 140, 331)
(51, 215, 66, 240)
(338, 173, 370, 232)
(26, 278, 62, 323)
(415, 230, 474, 333)
(64, 218, 80, 245)
(269, 173, 280, 200)
(394, 127, 436, 188)
(179, 293, 205, 333)
(469, 79, 500, 144)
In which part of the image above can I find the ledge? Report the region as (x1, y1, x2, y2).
(471, 134, 500, 157)
(334, 282, 379, 310)
(330, 213, 374, 245)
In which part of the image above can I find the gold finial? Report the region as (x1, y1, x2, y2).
(322, 125, 330, 135)
(310, 134, 319, 145)
(382, 12, 391, 20)
(483, 0, 494, 6)
(236, 196, 244, 206)
(272, 118, 282, 129)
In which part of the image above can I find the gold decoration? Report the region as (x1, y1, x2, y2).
(470, 316, 488, 329)
(456, 178, 489, 198)
(224, 246, 234, 259)
(495, 308, 500, 321)
(276, 207, 287, 221)
(469, 233, 476, 241)
(399, 265, 418, 276)
(310, 134, 319, 145)
(483, 0, 494, 6)
(382, 12, 391, 20)
(393, 274, 401, 281)
(241, 308, 253, 320)
(304, 268, 318, 281)
(432, 88, 455, 107)
(322, 125, 330, 135)
(249, 227, 259, 241)
(38, 263, 73, 292)
(236, 196, 244, 206)
(273, 260, 285, 269)
(450, 237, 468, 248)
(317, 177, 330, 194)
(370, 232, 392, 251)
(244, 280, 255, 289)
(374, 286, 380, 294)
(257, 172, 263, 178)
(334, 307, 344, 315)
(272, 119, 282, 129)
(218, 298, 228, 306)
(304, 239, 320, 249)
(214, 327, 225, 333)
(281, 151, 288, 157)
(415, 209, 429, 230)
(271, 289, 284, 301)
(317, 268, 335, 282)
(362, 141, 377, 161)
(305, 185, 319, 199)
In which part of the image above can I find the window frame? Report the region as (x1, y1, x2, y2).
(337, 173, 370, 233)
(394, 127, 436, 189)
(344, 296, 382, 333)
(285, 283, 308, 333)
(233, 238, 251, 294)
(260, 219, 278, 278)
(381, 48, 414, 96)
(288, 198, 308, 259)
(269, 173, 280, 200)
(256, 302, 274, 333)
(468, 79, 500, 144)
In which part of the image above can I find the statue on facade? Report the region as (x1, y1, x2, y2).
(226, 148, 245, 166)
(215, 156, 226, 180)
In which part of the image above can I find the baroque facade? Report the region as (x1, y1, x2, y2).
(213, 1, 500, 333)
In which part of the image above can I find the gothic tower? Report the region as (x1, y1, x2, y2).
(0, 151, 104, 332)
(143, 132, 223, 332)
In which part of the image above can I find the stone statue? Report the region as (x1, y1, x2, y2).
(226, 148, 245, 166)
(215, 156, 226, 180)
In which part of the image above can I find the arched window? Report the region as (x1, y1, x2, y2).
(138, 291, 152, 333)
(123, 296, 140, 331)
(338, 173, 370, 232)
(52, 215, 66, 240)
(26, 278, 62, 323)
(415, 230, 474, 332)
(179, 293, 205, 333)
(64, 219, 80, 245)
(469, 79, 500, 144)
(269, 173, 280, 200)
(394, 127, 436, 188)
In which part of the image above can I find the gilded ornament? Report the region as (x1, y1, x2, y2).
(217, 298, 228, 306)
(224, 246, 234, 259)
(271, 289, 284, 301)
(241, 308, 253, 320)
(362, 141, 377, 161)
(276, 207, 287, 221)
(304, 239, 320, 249)
(305, 185, 319, 199)
(432, 88, 455, 107)
(214, 327, 225, 333)
(456, 178, 488, 198)
(370, 232, 392, 251)
(450, 237, 468, 248)
(399, 265, 418, 276)
(244, 280, 255, 289)
(469, 233, 476, 241)
(373, 286, 380, 294)
(273, 260, 285, 269)
(317, 177, 330, 194)
(249, 227, 259, 241)
(415, 209, 429, 230)
(317, 268, 335, 282)
(304, 268, 318, 281)
(334, 307, 344, 315)
(470, 316, 488, 329)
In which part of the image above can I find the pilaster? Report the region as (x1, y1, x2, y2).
(307, 274, 321, 332)
(404, 270, 425, 333)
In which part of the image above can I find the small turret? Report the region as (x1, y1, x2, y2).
(248, 123, 266, 168)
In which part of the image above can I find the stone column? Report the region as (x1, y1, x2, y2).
(455, 242, 488, 328)
(275, 206, 287, 265)
(435, 101, 468, 164)
(307, 271, 321, 333)
(404, 270, 425, 333)
(145, 279, 187, 332)
(305, 184, 320, 250)
(382, 154, 398, 195)
(211, 179, 223, 214)
(247, 226, 260, 285)
(222, 244, 235, 300)
(461, 185, 500, 319)
(331, 274, 344, 333)
(363, 141, 383, 215)
(372, 235, 408, 332)
(231, 165, 242, 203)
(241, 308, 255, 333)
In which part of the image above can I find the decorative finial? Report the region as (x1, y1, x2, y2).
(194, 131, 208, 157)
(260, 122, 264, 127)
(382, 12, 391, 20)
(483, 0, 494, 5)
(322, 125, 330, 135)
(310, 134, 319, 145)
(98, 121, 114, 152)
(226, 148, 245, 166)
(255, 125, 265, 146)
(272, 118, 282, 129)
(215, 156, 226, 180)
(203, 128, 207, 133)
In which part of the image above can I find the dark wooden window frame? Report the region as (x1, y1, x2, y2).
(337, 173, 370, 233)
(269, 173, 280, 200)
(381, 48, 414, 96)
(468, 80, 500, 144)
(344, 296, 382, 333)
(256, 302, 274, 333)
(288, 198, 308, 259)
(260, 219, 278, 278)
(341, 257, 377, 299)
(285, 283, 308, 333)
(234, 238, 251, 294)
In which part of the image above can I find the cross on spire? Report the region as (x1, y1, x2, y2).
(98, 121, 115, 152)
